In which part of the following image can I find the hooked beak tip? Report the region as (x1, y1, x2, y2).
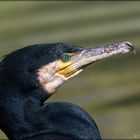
(124, 41, 133, 49)
(116, 41, 136, 54)
(122, 41, 135, 53)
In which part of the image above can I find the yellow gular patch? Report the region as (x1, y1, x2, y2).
(57, 60, 71, 70)
(57, 61, 76, 77)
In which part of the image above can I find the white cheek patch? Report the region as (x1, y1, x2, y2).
(36, 60, 80, 94)
(37, 66, 50, 84)
(42, 69, 83, 94)
(37, 61, 61, 94)
(42, 75, 65, 94)
(37, 61, 60, 82)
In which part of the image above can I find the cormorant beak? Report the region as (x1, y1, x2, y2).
(57, 41, 135, 78)
(37, 41, 134, 94)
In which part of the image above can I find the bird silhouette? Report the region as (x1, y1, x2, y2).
(0, 41, 134, 140)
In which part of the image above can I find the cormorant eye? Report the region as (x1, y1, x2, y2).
(60, 54, 70, 62)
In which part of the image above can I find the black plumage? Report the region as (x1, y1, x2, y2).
(0, 43, 102, 140)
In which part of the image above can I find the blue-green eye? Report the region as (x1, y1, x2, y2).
(61, 54, 70, 62)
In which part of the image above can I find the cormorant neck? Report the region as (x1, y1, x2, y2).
(0, 77, 51, 140)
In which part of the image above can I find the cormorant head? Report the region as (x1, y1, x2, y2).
(2, 41, 134, 96)
(35, 41, 134, 94)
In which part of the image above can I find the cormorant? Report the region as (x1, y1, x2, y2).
(0, 41, 134, 140)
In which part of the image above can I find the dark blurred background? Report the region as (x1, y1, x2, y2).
(0, 1, 140, 139)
